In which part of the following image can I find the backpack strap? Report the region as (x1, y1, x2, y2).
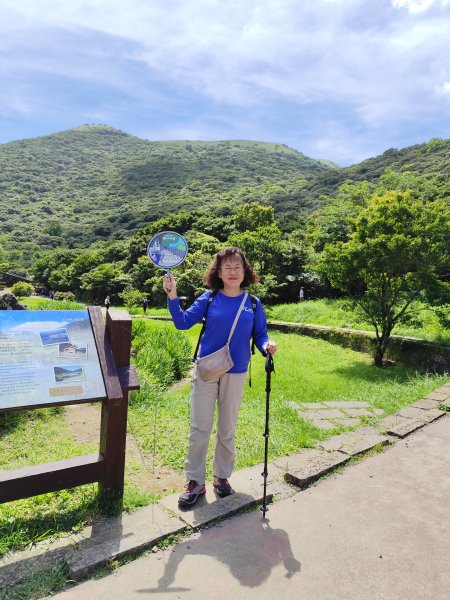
(192, 290, 217, 362)
(248, 294, 258, 388)
(249, 294, 257, 355)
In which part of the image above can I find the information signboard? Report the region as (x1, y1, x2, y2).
(0, 310, 106, 412)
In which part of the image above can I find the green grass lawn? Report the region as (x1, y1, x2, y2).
(17, 296, 86, 310)
(129, 305, 169, 317)
(129, 322, 448, 479)
(0, 407, 155, 558)
(265, 298, 450, 345)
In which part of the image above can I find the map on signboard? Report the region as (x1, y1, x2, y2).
(0, 310, 106, 412)
(146, 231, 188, 269)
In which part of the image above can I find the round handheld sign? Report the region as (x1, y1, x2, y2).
(146, 231, 188, 272)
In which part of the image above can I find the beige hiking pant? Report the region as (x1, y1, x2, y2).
(186, 371, 247, 485)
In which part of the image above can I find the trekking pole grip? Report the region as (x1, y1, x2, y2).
(265, 353, 274, 373)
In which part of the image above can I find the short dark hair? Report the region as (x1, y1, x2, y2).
(204, 247, 259, 290)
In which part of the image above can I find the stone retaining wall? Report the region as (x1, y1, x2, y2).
(268, 321, 450, 373)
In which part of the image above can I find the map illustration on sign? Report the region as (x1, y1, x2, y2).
(146, 231, 188, 270)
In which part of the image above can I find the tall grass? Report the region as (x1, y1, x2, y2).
(0, 564, 69, 599)
(131, 319, 192, 390)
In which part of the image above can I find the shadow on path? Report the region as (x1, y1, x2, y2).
(139, 515, 301, 593)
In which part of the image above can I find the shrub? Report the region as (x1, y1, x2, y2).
(11, 281, 34, 297)
(120, 288, 146, 309)
(54, 291, 76, 302)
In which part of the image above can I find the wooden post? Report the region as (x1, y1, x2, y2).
(98, 309, 132, 501)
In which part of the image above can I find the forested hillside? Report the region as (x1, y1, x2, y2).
(0, 124, 336, 260)
(283, 137, 450, 211)
(1, 126, 449, 280)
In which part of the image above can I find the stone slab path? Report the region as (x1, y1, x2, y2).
(286, 400, 384, 430)
(53, 414, 450, 600)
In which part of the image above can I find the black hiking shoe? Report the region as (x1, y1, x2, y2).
(178, 480, 206, 508)
(213, 477, 233, 497)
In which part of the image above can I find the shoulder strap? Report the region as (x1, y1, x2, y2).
(249, 294, 258, 355)
(226, 292, 248, 343)
(193, 291, 217, 361)
(248, 294, 262, 388)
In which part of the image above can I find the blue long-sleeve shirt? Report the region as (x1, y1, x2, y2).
(168, 290, 269, 373)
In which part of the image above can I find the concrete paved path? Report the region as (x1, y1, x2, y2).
(54, 415, 450, 600)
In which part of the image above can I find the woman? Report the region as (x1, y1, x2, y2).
(163, 246, 277, 508)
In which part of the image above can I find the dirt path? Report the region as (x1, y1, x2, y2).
(63, 403, 185, 495)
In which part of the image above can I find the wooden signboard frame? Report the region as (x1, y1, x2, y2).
(0, 306, 140, 503)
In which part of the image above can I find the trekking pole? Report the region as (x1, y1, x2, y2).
(261, 351, 274, 519)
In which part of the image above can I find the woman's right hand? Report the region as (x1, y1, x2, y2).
(163, 272, 177, 300)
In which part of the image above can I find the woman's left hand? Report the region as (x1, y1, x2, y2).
(264, 340, 277, 356)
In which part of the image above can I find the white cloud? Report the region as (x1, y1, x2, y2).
(13, 321, 69, 333)
(392, 0, 435, 13)
(436, 81, 450, 97)
(3, 2, 443, 108)
(0, 0, 450, 161)
(392, 0, 450, 13)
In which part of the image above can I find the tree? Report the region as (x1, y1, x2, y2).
(0, 236, 10, 272)
(228, 224, 283, 278)
(234, 202, 275, 232)
(80, 263, 130, 300)
(66, 250, 104, 291)
(306, 180, 374, 253)
(277, 232, 310, 302)
(319, 191, 450, 366)
(44, 221, 63, 237)
(226, 224, 284, 303)
(32, 250, 77, 289)
(128, 255, 157, 291)
(119, 288, 146, 309)
(375, 168, 448, 202)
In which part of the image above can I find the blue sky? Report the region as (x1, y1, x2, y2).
(1, 0, 449, 166)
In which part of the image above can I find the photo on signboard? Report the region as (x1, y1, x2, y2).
(58, 342, 88, 359)
(53, 364, 85, 383)
(39, 328, 70, 346)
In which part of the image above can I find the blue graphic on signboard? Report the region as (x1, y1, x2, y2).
(146, 232, 188, 269)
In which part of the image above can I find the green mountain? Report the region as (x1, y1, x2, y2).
(0, 125, 335, 255)
(279, 137, 450, 212)
(1, 125, 449, 269)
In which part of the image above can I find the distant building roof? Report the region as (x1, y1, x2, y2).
(0, 272, 34, 284)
